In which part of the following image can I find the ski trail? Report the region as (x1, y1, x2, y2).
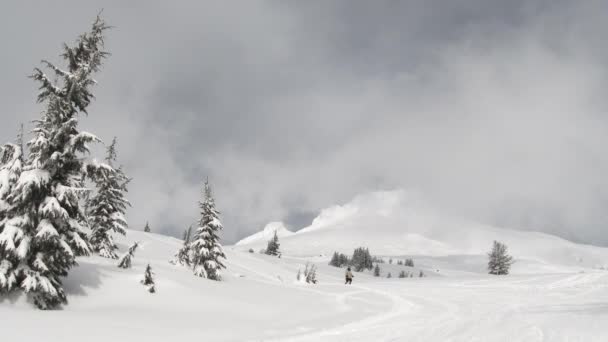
(269, 282, 416, 342)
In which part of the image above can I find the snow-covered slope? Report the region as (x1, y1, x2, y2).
(235, 221, 294, 246)
(2, 228, 608, 341)
(235, 190, 608, 273)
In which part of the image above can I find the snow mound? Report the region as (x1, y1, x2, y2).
(235, 221, 294, 246)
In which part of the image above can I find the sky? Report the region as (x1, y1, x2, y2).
(1, 0, 608, 245)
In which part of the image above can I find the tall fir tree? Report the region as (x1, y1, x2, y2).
(0, 16, 110, 309)
(190, 180, 226, 280)
(265, 231, 280, 256)
(487, 240, 514, 275)
(144, 221, 151, 233)
(87, 138, 130, 259)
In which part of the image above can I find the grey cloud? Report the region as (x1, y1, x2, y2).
(1, 1, 608, 245)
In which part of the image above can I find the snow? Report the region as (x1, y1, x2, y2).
(1, 191, 608, 340)
(235, 221, 294, 246)
(237, 190, 608, 271)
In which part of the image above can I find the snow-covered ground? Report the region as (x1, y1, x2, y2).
(2, 191, 608, 341)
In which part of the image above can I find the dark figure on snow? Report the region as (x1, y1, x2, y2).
(345, 267, 354, 284)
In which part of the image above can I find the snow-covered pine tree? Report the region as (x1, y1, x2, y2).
(117, 241, 139, 269)
(0, 136, 24, 295)
(0, 142, 23, 221)
(172, 225, 193, 266)
(87, 138, 130, 259)
(0, 16, 110, 309)
(387, 272, 392, 278)
(373, 264, 381, 277)
(419, 270, 425, 277)
(144, 221, 151, 233)
(398, 270, 406, 278)
(305, 263, 317, 284)
(487, 240, 513, 275)
(141, 263, 156, 293)
(190, 180, 226, 280)
(265, 231, 280, 256)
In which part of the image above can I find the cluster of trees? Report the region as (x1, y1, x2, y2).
(172, 180, 227, 281)
(296, 262, 317, 284)
(373, 264, 425, 278)
(0, 15, 137, 309)
(1, 15, 230, 309)
(329, 252, 349, 267)
(395, 258, 414, 267)
(328, 247, 374, 272)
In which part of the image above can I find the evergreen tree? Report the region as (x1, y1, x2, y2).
(141, 263, 156, 293)
(487, 240, 513, 275)
(405, 258, 414, 267)
(144, 221, 151, 233)
(351, 247, 373, 272)
(182, 225, 193, 242)
(387, 272, 392, 278)
(0, 142, 23, 222)
(373, 264, 381, 277)
(117, 241, 139, 269)
(338, 253, 349, 267)
(265, 231, 280, 256)
(190, 180, 226, 280)
(303, 262, 317, 284)
(87, 138, 130, 259)
(306, 265, 317, 284)
(329, 252, 340, 267)
(0, 16, 109, 309)
(419, 270, 425, 277)
(172, 225, 193, 266)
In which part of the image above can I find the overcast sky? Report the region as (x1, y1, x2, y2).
(1, 1, 607, 245)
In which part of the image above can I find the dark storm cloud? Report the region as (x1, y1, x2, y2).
(1, 1, 608, 245)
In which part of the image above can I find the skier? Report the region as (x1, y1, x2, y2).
(345, 267, 354, 285)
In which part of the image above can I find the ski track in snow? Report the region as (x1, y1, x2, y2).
(259, 271, 608, 342)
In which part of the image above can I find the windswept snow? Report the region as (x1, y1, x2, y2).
(237, 190, 608, 272)
(236, 221, 294, 246)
